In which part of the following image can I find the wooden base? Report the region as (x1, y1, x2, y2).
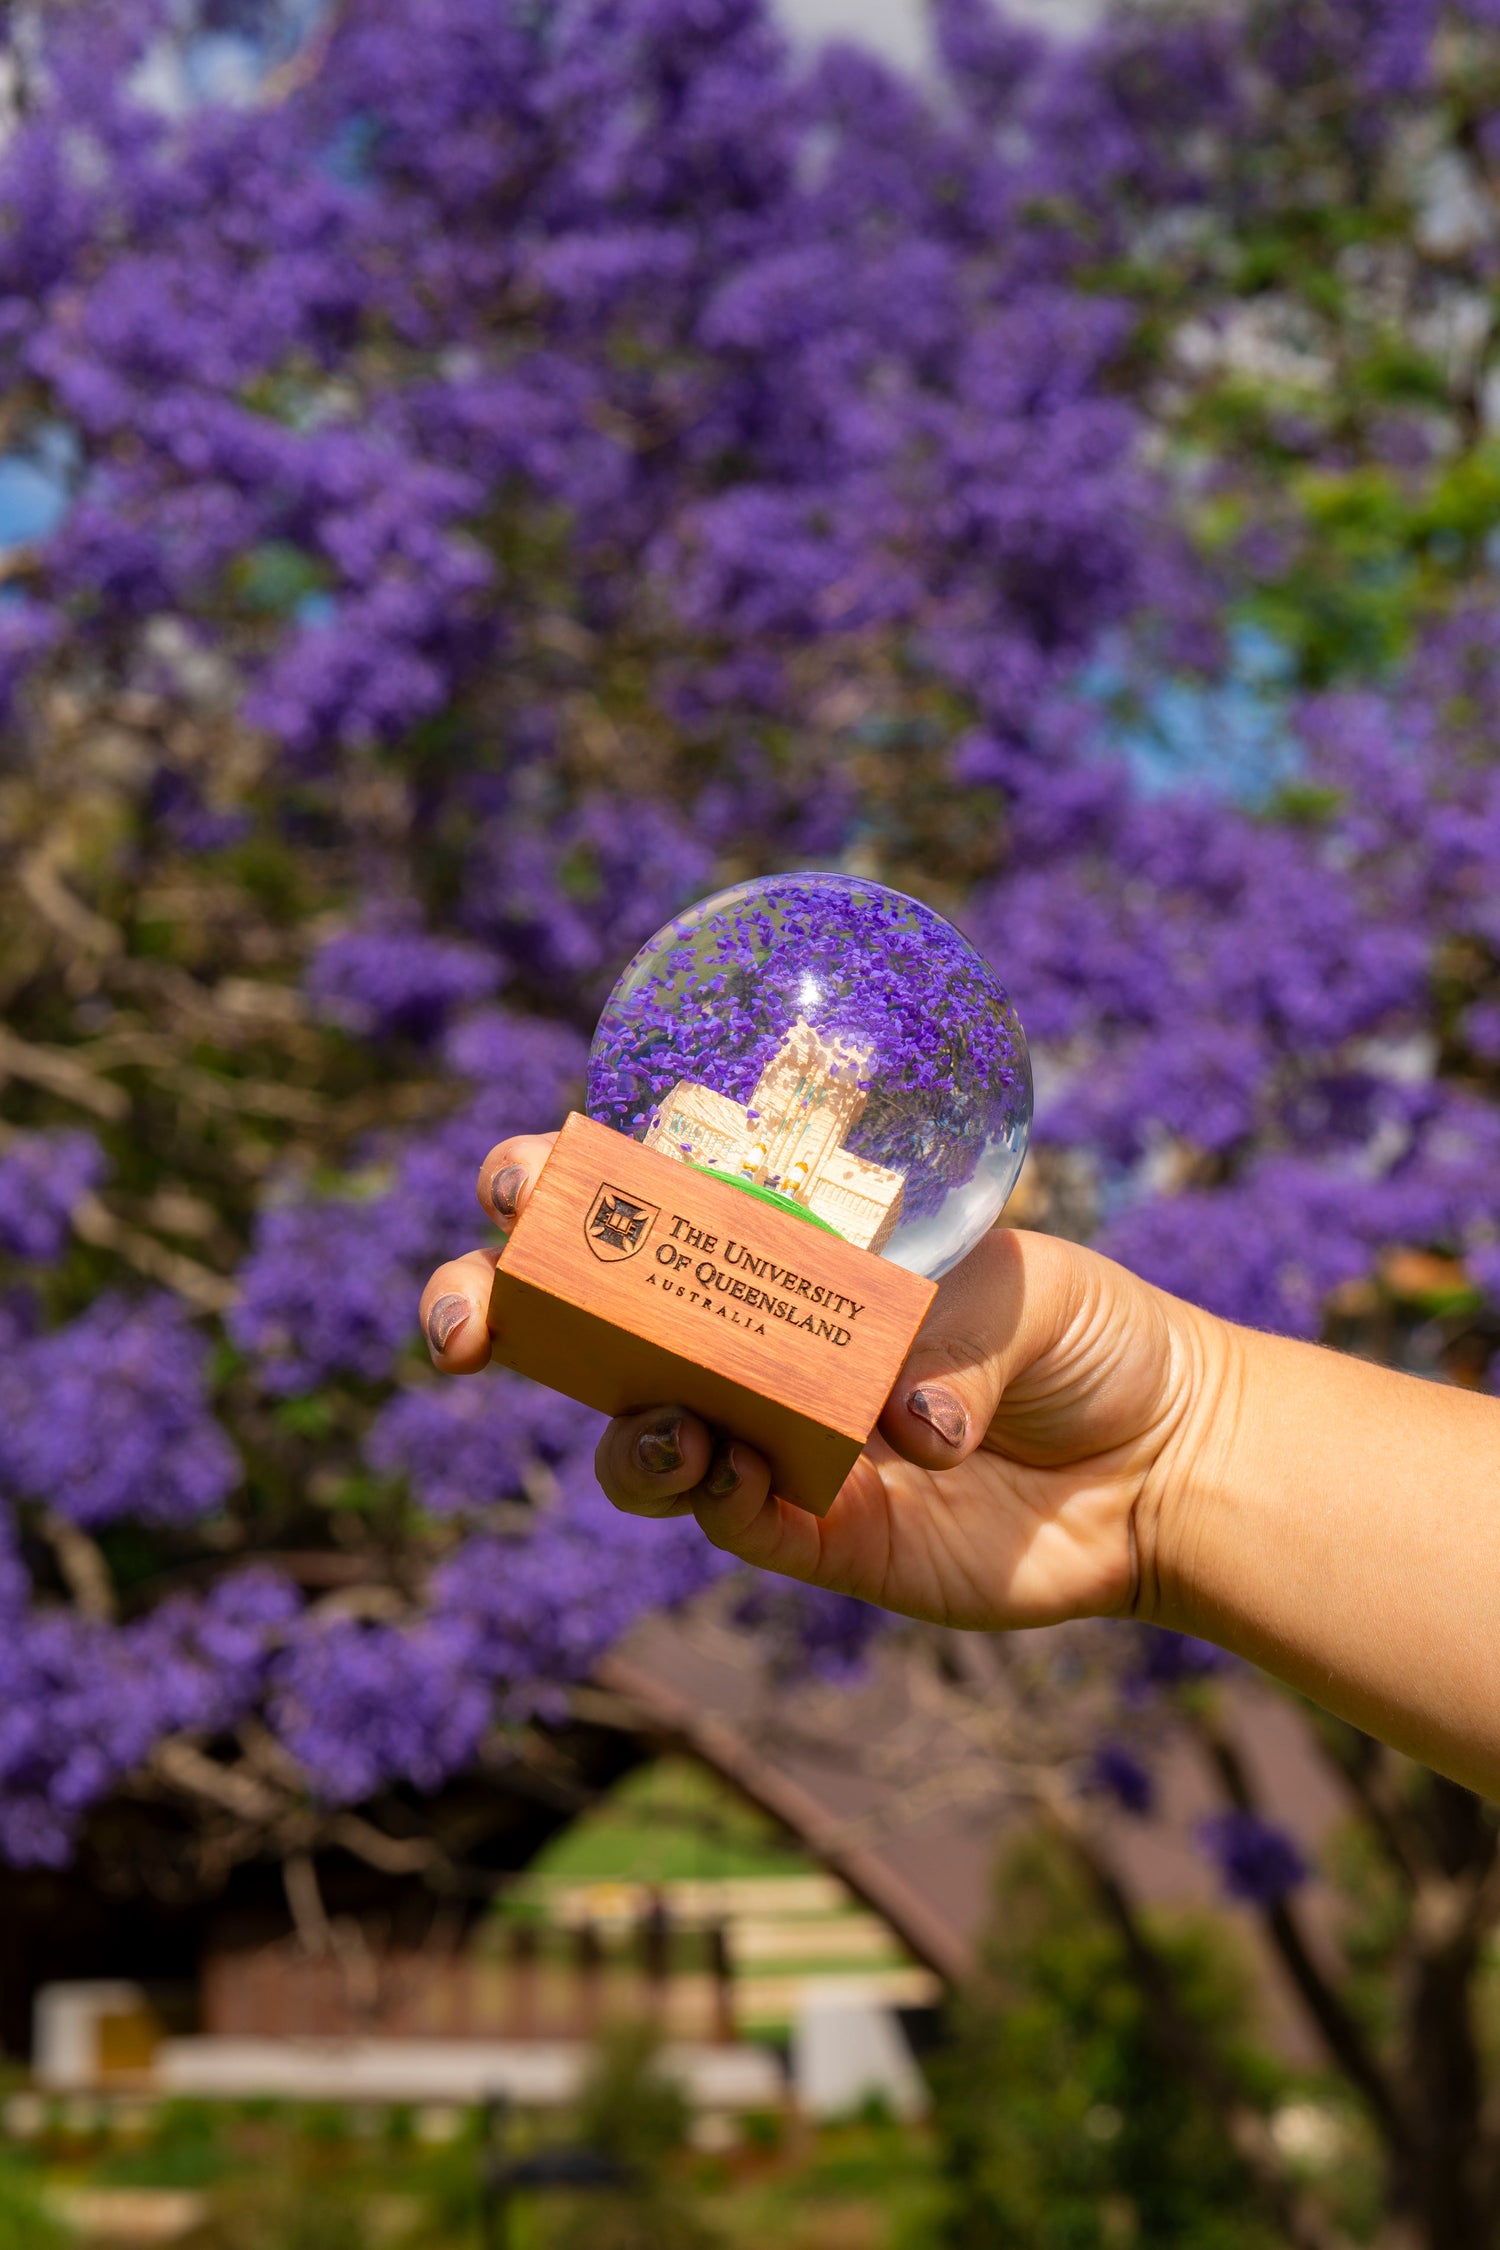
(486, 1113, 937, 1515)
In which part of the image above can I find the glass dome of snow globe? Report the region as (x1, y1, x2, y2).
(587, 873, 1031, 1280)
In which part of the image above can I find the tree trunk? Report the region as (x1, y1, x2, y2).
(1403, 1938, 1490, 2250)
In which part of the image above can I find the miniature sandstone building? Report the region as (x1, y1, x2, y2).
(640, 1018, 905, 1252)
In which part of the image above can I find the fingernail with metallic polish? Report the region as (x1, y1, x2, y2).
(907, 1384, 969, 1449)
(702, 1443, 743, 1500)
(636, 1416, 683, 1476)
(427, 1293, 470, 1354)
(489, 1164, 527, 1222)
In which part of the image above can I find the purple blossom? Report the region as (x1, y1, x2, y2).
(1100, 1167, 1380, 1340)
(0, 1614, 165, 1865)
(429, 1466, 731, 1704)
(933, 0, 1044, 125)
(0, 1295, 238, 1528)
(269, 1616, 492, 1805)
(366, 1375, 602, 1516)
(230, 1192, 417, 1394)
(308, 916, 501, 1043)
(1088, 1741, 1155, 1817)
(1197, 1811, 1309, 1907)
(0, 0, 1172, 763)
(1254, 0, 1436, 98)
(1127, 1627, 1235, 1692)
(126, 1571, 302, 1739)
(729, 1580, 891, 1682)
(0, 1557, 296, 1867)
(468, 795, 716, 1002)
(147, 768, 253, 854)
(0, 1131, 106, 1262)
(442, 1012, 588, 1121)
(389, 1112, 498, 1268)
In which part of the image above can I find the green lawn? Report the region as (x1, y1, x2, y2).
(4, 2092, 940, 2250)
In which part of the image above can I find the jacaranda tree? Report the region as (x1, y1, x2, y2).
(5, 0, 1500, 2241)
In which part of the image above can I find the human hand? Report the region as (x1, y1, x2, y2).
(419, 1131, 1220, 1633)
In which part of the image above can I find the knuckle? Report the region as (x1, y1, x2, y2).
(912, 1330, 991, 1380)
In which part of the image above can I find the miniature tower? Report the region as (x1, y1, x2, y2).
(748, 1019, 872, 1193)
(639, 1017, 905, 1252)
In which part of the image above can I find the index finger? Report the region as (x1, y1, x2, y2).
(476, 1131, 557, 1232)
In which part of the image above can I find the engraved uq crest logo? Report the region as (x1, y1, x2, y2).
(584, 1183, 659, 1262)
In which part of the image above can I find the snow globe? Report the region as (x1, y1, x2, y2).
(487, 873, 1031, 1513)
(587, 873, 1031, 1279)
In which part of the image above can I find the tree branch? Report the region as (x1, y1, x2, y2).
(328, 1813, 443, 1877)
(0, 1026, 129, 1120)
(38, 1511, 115, 1621)
(18, 848, 123, 960)
(151, 1739, 282, 1824)
(1195, 1716, 1411, 2160)
(72, 1191, 235, 1312)
(1311, 1722, 1428, 1889)
(283, 1850, 334, 1954)
(1038, 1780, 1354, 2250)
(71, 1028, 331, 1126)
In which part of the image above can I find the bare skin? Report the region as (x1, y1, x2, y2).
(421, 1131, 1500, 1803)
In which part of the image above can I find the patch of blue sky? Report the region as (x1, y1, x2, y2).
(135, 0, 330, 114)
(0, 426, 78, 555)
(179, 32, 266, 105)
(1078, 623, 1302, 807)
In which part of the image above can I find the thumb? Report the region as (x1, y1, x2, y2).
(878, 1227, 1068, 1470)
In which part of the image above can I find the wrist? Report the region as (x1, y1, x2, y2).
(1128, 1292, 1248, 1633)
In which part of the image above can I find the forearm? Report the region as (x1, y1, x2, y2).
(1150, 1309, 1500, 1800)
